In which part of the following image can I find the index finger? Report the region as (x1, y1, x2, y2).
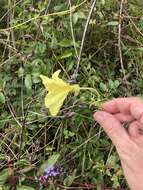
(102, 97, 143, 116)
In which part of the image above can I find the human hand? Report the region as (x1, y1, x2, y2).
(93, 97, 143, 190)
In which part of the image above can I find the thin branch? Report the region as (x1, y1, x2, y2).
(72, 0, 97, 79)
(123, 9, 143, 38)
(69, 0, 78, 59)
(1, 141, 18, 160)
(5, 94, 23, 128)
(45, 0, 52, 14)
(121, 34, 143, 47)
(129, 16, 143, 38)
(118, 0, 127, 84)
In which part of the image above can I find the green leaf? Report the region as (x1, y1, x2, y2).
(50, 33, 57, 49)
(99, 82, 108, 92)
(60, 51, 72, 59)
(32, 72, 41, 84)
(18, 67, 24, 78)
(17, 186, 35, 190)
(64, 169, 76, 186)
(63, 129, 75, 139)
(101, 0, 105, 5)
(37, 154, 60, 176)
(106, 155, 117, 168)
(107, 21, 119, 26)
(58, 39, 74, 47)
(0, 92, 5, 104)
(25, 74, 32, 90)
(35, 42, 46, 55)
(136, 47, 143, 51)
(54, 4, 65, 11)
(77, 11, 86, 19)
(0, 79, 5, 89)
(114, 80, 120, 88)
(31, 59, 44, 66)
(0, 168, 13, 185)
(73, 13, 79, 24)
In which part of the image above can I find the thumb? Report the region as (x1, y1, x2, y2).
(93, 111, 130, 148)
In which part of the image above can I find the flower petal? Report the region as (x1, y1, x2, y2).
(45, 90, 70, 116)
(52, 70, 61, 79)
(40, 70, 80, 116)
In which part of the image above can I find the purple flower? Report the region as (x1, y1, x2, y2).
(39, 165, 61, 184)
(44, 165, 60, 177)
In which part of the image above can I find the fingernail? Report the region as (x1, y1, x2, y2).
(93, 111, 105, 122)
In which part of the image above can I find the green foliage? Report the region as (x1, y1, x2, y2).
(0, 0, 142, 189)
(0, 169, 13, 186)
(0, 92, 5, 104)
(63, 169, 77, 186)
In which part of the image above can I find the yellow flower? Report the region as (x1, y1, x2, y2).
(40, 70, 80, 116)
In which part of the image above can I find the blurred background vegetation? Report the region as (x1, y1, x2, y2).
(0, 0, 143, 189)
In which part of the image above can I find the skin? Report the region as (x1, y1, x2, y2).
(93, 97, 143, 190)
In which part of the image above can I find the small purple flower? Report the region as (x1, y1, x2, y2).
(39, 175, 47, 184)
(44, 165, 60, 177)
(39, 165, 61, 184)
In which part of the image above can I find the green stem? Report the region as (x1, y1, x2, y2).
(80, 87, 100, 97)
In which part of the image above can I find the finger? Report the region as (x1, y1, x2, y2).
(130, 101, 143, 123)
(102, 97, 142, 114)
(93, 111, 130, 148)
(114, 113, 134, 123)
(128, 121, 141, 138)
